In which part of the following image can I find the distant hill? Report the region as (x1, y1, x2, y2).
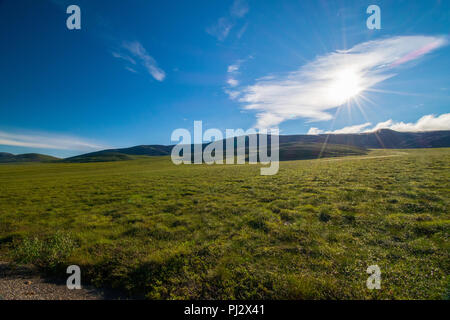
(63, 129, 450, 163)
(61, 139, 368, 163)
(279, 129, 450, 148)
(3, 130, 449, 163)
(62, 152, 138, 163)
(0, 152, 59, 163)
(278, 142, 366, 160)
(62, 145, 173, 163)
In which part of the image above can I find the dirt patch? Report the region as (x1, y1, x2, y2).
(0, 262, 125, 300)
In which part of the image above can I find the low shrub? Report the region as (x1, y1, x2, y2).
(12, 231, 77, 269)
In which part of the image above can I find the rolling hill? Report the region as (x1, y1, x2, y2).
(2, 130, 449, 163)
(279, 129, 450, 148)
(61, 129, 450, 163)
(0, 152, 60, 163)
(62, 145, 173, 163)
(62, 152, 138, 163)
(63, 141, 366, 163)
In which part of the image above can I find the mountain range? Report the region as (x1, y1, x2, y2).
(1, 129, 450, 163)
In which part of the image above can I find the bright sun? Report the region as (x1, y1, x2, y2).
(328, 69, 363, 104)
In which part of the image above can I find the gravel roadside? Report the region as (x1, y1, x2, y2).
(0, 262, 122, 300)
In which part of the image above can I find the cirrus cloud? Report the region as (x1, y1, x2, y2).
(112, 41, 166, 81)
(207, 0, 249, 41)
(0, 130, 108, 151)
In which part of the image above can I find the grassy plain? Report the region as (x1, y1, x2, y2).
(0, 149, 448, 299)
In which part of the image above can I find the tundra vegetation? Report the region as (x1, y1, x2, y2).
(0, 149, 448, 299)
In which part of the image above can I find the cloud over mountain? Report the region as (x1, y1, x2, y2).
(307, 113, 450, 135)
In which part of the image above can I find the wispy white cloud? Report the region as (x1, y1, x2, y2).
(224, 89, 241, 100)
(226, 60, 244, 88)
(227, 78, 239, 87)
(226, 57, 250, 98)
(123, 41, 166, 81)
(236, 22, 248, 39)
(112, 41, 166, 81)
(206, 17, 234, 41)
(125, 66, 137, 73)
(111, 52, 136, 65)
(307, 113, 450, 135)
(230, 0, 249, 18)
(207, 0, 249, 41)
(227, 64, 240, 73)
(0, 130, 108, 151)
(235, 36, 447, 128)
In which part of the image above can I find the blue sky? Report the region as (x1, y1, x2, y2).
(0, 0, 449, 157)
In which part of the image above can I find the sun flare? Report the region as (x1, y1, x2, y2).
(328, 69, 363, 104)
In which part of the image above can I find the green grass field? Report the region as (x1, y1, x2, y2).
(0, 149, 449, 299)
